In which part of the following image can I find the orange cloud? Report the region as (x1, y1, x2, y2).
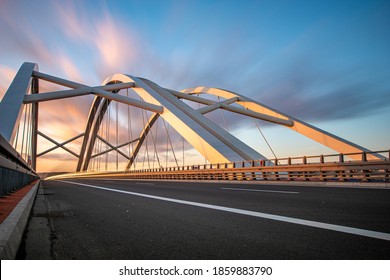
(57, 56, 84, 83)
(93, 14, 137, 72)
(0, 65, 16, 100)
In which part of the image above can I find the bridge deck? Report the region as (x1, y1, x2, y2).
(19, 179, 390, 259)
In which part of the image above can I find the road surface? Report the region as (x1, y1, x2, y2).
(18, 179, 390, 259)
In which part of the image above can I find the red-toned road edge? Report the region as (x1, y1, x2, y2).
(0, 180, 38, 224)
(0, 180, 40, 259)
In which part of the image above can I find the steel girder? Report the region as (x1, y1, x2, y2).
(180, 87, 385, 161)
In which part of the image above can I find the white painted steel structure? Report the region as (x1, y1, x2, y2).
(0, 62, 385, 175)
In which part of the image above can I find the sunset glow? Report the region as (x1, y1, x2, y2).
(1, 0, 389, 172)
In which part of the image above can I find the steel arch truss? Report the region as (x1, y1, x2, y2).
(179, 87, 385, 161)
(78, 74, 265, 171)
(0, 62, 384, 174)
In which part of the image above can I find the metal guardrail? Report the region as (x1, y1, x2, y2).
(48, 149, 390, 183)
(0, 135, 39, 197)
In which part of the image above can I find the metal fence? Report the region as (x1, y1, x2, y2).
(48, 149, 390, 183)
(0, 135, 39, 197)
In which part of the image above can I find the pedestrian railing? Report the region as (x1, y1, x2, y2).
(48, 149, 390, 183)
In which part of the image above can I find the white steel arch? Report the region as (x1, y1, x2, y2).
(180, 86, 385, 161)
(1, 62, 384, 174)
(78, 74, 265, 171)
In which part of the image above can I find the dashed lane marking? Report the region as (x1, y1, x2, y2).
(221, 187, 299, 194)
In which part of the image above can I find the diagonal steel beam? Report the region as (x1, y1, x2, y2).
(91, 137, 140, 159)
(197, 97, 238, 114)
(37, 131, 80, 158)
(96, 135, 131, 160)
(170, 89, 293, 126)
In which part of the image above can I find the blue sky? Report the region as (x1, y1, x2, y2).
(0, 0, 389, 171)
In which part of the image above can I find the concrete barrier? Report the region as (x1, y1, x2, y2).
(0, 180, 40, 259)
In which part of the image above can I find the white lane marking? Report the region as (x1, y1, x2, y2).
(221, 187, 299, 194)
(58, 180, 390, 241)
(89, 179, 155, 185)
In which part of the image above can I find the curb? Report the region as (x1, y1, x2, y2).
(0, 180, 40, 259)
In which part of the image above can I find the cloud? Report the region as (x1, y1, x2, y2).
(53, 1, 139, 79)
(247, 57, 390, 123)
(0, 65, 16, 100)
(1, 0, 389, 171)
(56, 56, 84, 83)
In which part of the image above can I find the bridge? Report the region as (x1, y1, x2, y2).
(0, 62, 389, 259)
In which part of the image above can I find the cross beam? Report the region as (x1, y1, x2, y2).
(96, 135, 131, 160)
(170, 89, 293, 126)
(30, 71, 163, 113)
(37, 131, 82, 158)
(91, 137, 140, 159)
(23, 82, 136, 103)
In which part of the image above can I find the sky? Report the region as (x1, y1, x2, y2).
(0, 0, 389, 172)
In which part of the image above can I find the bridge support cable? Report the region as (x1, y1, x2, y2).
(9, 92, 39, 168)
(154, 117, 161, 168)
(76, 85, 164, 171)
(126, 89, 135, 168)
(104, 108, 108, 170)
(140, 106, 151, 170)
(19, 105, 28, 162)
(143, 110, 161, 169)
(31, 77, 39, 170)
(253, 120, 278, 161)
(128, 75, 263, 163)
(165, 120, 169, 168)
(125, 112, 159, 171)
(96, 120, 102, 170)
(115, 98, 119, 170)
(182, 136, 185, 167)
(14, 122, 20, 151)
(26, 104, 33, 165)
(162, 119, 179, 168)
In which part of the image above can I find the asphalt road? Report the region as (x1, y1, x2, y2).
(18, 179, 390, 259)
